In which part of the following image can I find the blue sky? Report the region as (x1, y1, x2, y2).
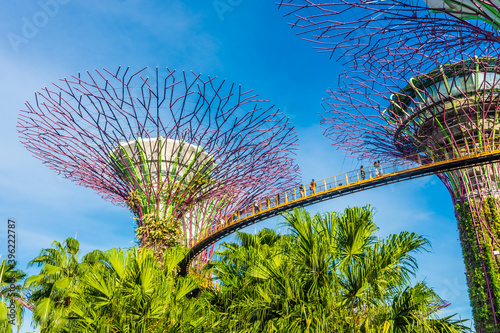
(0, 0, 473, 330)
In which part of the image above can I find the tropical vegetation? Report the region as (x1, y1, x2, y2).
(2, 206, 472, 332)
(206, 206, 471, 332)
(0, 258, 26, 332)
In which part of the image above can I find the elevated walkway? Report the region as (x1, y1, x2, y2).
(180, 145, 500, 274)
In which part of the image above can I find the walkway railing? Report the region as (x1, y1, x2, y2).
(180, 143, 500, 274)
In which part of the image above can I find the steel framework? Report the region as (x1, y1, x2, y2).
(18, 67, 300, 264)
(326, 56, 500, 331)
(278, 0, 500, 80)
(278, 2, 500, 330)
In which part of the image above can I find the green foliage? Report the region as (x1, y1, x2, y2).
(135, 212, 183, 256)
(23, 207, 472, 332)
(0, 258, 26, 333)
(25, 238, 101, 332)
(26, 240, 211, 333)
(456, 197, 500, 332)
(207, 206, 471, 332)
(68, 246, 207, 332)
(125, 189, 143, 215)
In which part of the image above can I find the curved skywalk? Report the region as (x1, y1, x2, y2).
(180, 145, 500, 274)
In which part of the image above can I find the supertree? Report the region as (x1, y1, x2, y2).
(17, 67, 300, 265)
(323, 55, 500, 331)
(278, 2, 500, 330)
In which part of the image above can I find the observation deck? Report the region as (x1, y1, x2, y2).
(110, 137, 216, 243)
(110, 137, 213, 185)
(385, 57, 500, 197)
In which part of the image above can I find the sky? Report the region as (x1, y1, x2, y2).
(0, 0, 474, 331)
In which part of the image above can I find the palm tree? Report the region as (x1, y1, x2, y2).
(25, 237, 213, 332)
(204, 228, 295, 331)
(207, 207, 471, 332)
(0, 258, 26, 333)
(25, 238, 102, 332)
(68, 246, 210, 332)
(207, 228, 288, 289)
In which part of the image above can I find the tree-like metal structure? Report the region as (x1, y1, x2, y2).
(329, 56, 500, 331)
(18, 67, 300, 264)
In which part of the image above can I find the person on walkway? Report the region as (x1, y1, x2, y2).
(374, 161, 380, 177)
(360, 166, 366, 180)
(310, 179, 316, 194)
(300, 185, 306, 198)
(253, 201, 260, 213)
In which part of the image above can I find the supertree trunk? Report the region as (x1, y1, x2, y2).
(18, 66, 301, 264)
(386, 58, 500, 330)
(444, 172, 500, 331)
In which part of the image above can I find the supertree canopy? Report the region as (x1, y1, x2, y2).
(278, 0, 500, 77)
(321, 56, 500, 331)
(18, 67, 300, 261)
